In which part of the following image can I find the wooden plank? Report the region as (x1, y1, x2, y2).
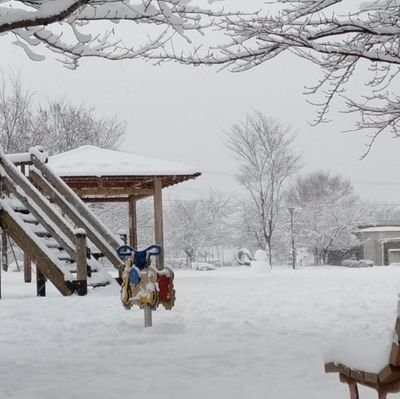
(390, 344, 400, 366)
(350, 369, 364, 383)
(128, 196, 137, 249)
(75, 187, 154, 196)
(1, 229, 7, 271)
(0, 246, 2, 299)
(0, 210, 73, 296)
(2, 175, 77, 261)
(364, 371, 379, 384)
(36, 264, 46, 297)
(337, 364, 352, 377)
(30, 161, 123, 272)
(348, 382, 360, 399)
(30, 169, 123, 273)
(80, 194, 149, 203)
(31, 159, 121, 248)
(1, 166, 76, 246)
(153, 176, 164, 270)
(75, 230, 87, 296)
(378, 365, 400, 384)
(395, 318, 400, 342)
(324, 362, 339, 373)
(24, 253, 32, 283)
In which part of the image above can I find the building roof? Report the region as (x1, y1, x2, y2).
(48, 145, 200, 177)
(47, 146, 201, 202)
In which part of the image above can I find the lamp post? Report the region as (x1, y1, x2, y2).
(288, 207, 296, 270)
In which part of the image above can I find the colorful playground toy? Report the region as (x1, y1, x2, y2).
(117, 245, 175, 313)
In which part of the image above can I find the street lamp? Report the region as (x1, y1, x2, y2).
(288, 207, 296, 270)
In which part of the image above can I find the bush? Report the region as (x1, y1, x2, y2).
(341, 259, 374, 268)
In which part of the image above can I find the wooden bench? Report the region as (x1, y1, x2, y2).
(325, 304, 400, 399)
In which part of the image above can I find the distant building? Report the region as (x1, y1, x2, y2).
(357, 223, 400, 266)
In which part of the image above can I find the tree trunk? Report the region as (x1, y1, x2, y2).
(266, 238, 272, 268)
(185, 253, 191, 269)
(322, 249, 328, 265)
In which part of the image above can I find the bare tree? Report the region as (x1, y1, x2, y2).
(0, 73, 34, 152)
(287, 171, 371, 264)
(226, 112, 301, 266)
(1, 0, 246, 69)
(33, 99, 125, 154)
(166, 191, 231, 268)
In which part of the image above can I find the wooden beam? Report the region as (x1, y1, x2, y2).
(24, 253, 32, 283)
(74, 187, 154, 197)
(75, 230, 88, 296)
(36, 264, 46, 297)
(29, 167, 123, 273)
(153, 177, 164, 270)
(128, 196, 138, 248)
(1, 229, 7, 272)
(80, 194, 150, 203)
(3, 174, 77, 259)
(0, 209, 74, 296)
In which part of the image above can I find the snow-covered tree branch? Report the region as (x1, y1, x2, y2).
(0, 73, 126, 153)
(1, 0, 242, 68)
(154, 0, 400, 156)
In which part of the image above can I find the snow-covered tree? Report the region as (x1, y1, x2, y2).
(33, 98, 125, 153)
(287, 171, 371, 265)
(166, 191, 231, 268)
(1, 0, 243, 69)
(0, 73, 126, 153)
(0, 73, 34, 153)
(226, 112, 301, 267)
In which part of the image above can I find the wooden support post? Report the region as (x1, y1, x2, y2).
(36, 265, 46, 297)
(24, 253, 32, 283)
(128, 196, 138, 249)
(348, 382, 359, 399)
(75, 230, 88, 296)
(1, 230, 8, 272)
(153, 177, 164, 270)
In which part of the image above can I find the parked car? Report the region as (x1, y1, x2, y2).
(192, 262, 216, 271)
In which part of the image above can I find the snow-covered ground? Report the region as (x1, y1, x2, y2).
(1, 265, 399, 399)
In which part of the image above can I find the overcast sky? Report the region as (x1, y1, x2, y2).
(1, 7, 400, 204)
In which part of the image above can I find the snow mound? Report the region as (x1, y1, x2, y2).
(251, 250, 271, 272)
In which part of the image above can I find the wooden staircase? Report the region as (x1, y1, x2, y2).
(0, 148, 124, 296)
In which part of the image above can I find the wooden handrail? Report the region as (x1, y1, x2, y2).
(30, 165, 124, 272)
(0, 153, 77, 251)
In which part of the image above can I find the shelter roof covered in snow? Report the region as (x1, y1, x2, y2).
(47, 145, 201, 201)
(48, 145, 200, 178)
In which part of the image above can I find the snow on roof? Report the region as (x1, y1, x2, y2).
(359, 226, 400, 233)
(48, 146, 201, 177)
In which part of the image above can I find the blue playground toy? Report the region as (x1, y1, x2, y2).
(116, 244, 162, 270)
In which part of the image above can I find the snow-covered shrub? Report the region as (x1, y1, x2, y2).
(341, 259, 374, 268)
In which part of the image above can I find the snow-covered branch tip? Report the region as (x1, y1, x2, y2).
(1, 0, 251, 68)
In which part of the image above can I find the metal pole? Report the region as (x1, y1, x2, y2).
(288, 207, 296, 270)
(144, 306, 152, 328)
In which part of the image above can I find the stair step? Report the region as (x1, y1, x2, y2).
(21, 214, 38, 224)
(43, 238, 61, 249)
